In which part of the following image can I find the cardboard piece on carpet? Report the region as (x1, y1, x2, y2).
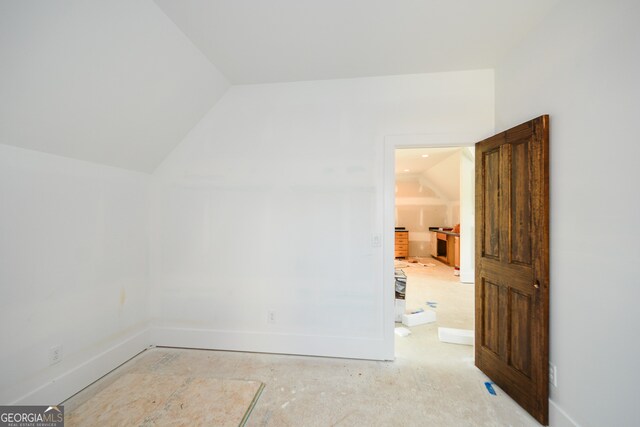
(66, 373, 264, 427)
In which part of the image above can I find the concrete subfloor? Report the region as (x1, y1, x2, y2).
(64, 258, 542, 426)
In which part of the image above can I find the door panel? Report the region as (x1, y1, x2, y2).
(510, 289, 532, 377)
(482, 148, 501, 259)
(510, 140, 532, 265)
(481, 279, 500, 354)
(475, 115, 549, 425)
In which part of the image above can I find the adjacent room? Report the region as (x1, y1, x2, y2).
(392, 147, 480, 418)
(393, 147, 475, 342)
(1, 1, 639, 426)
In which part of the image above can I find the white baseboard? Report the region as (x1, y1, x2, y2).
(151, 327, 391, 361)
(550, 399, 580, 427)
(460, 269, 474, 284)
(11, 327, 150, 406)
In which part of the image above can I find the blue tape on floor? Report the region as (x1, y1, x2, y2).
(484, 382, 496, 395)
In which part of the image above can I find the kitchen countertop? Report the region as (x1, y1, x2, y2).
(431, 230, 460, 237)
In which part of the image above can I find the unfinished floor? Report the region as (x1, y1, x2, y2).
(64, 260, 541, 426)
(397, 257, 474, 330)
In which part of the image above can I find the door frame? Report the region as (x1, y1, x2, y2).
(382, 132, 480, 358)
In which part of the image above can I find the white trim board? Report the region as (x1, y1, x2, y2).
(10, 327, 151, 406)
(151, 327, 390, 361)
(550, 399, 581, 427)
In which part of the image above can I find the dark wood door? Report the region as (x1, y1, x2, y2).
(475, 115, 549, 425)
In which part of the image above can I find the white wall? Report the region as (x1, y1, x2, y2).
(423, 150, 462, 203)
(0, 1, 229, 173)
(0, 144, 151, 405)
(459, 148, 475, 283)
(495, 0, 640, 425)
(395, 175, 453, 257)
(151, 70, 494, 360)
(394, 150, 463, 258)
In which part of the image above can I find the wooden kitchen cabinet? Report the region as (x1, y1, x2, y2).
(395, 230, 409, 258)
(430, 233, 437, 257)
(430, 230, 459, 267)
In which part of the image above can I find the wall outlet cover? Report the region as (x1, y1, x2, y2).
(49, 345, 63, 365)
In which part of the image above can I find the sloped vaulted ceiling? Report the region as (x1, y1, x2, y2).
(1, 0, 559, 171)
(153, 0, 559, 84)
(0, 1, 229, 173)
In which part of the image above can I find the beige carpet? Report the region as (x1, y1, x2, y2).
(66, 373, 263, 427)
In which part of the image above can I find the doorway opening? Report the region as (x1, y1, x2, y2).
(384, 117, 549, 424)
(392, 146, 475, 354)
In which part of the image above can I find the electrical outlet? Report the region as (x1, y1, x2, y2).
(267, 310, 276, 324)
(549, 362, 557, 387)
(371, 234, 382, 248)
(49, 345, 62, 366)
